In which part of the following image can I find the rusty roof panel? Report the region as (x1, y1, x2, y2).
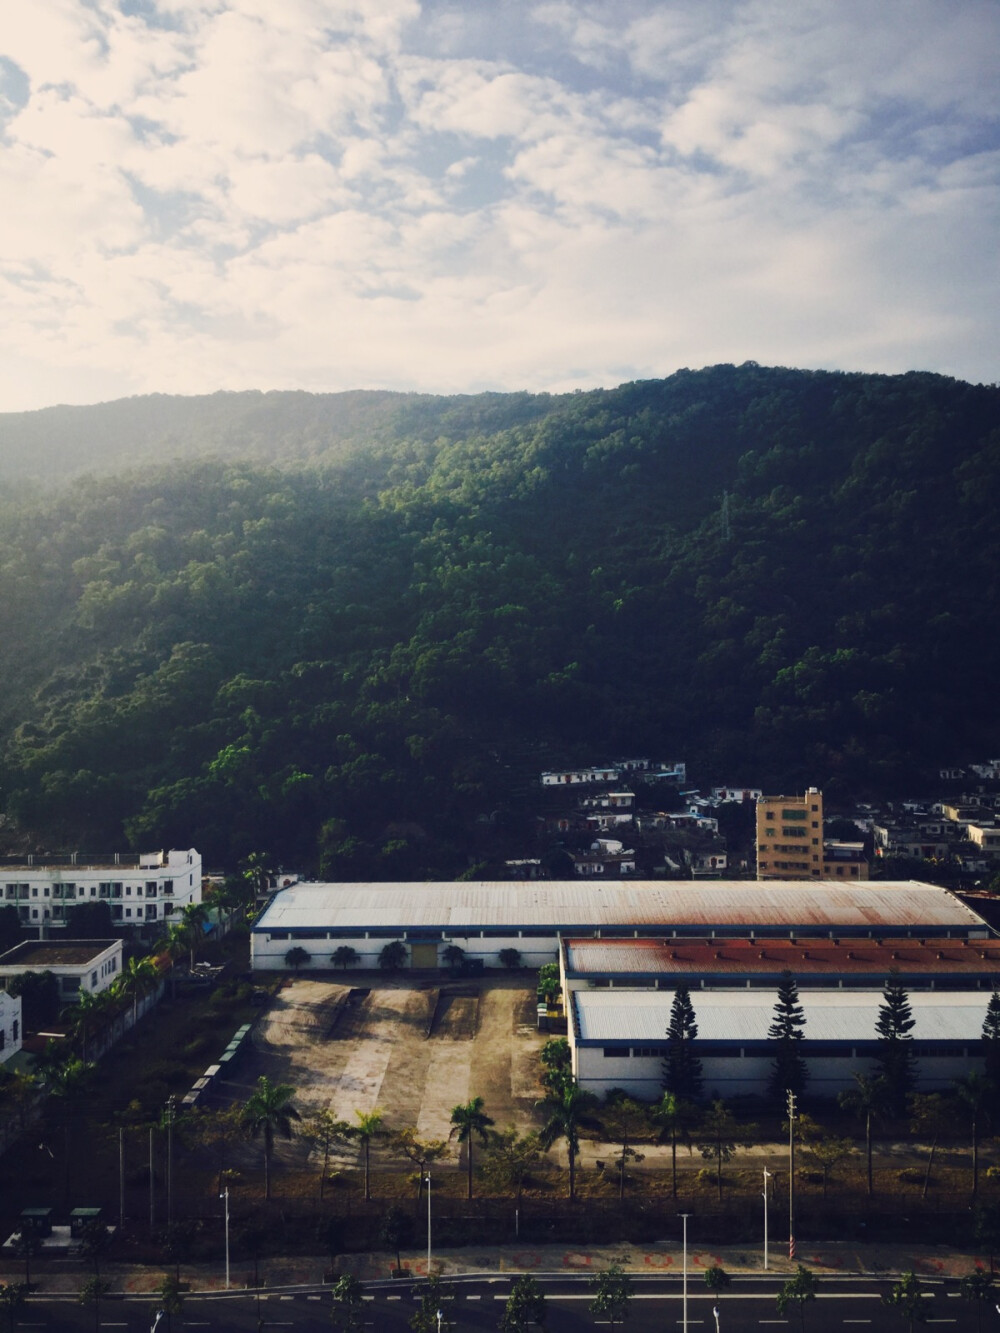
(564, 936, 1000, 976)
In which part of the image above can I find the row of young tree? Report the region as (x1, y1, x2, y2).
(282, 941, 525, 974)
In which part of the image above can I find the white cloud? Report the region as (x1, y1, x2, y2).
(0, 0, 997, 411)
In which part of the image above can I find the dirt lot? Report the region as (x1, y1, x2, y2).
(234, 974, 547, 1175)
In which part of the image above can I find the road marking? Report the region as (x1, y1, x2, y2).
(466, 1294, 480, 1300)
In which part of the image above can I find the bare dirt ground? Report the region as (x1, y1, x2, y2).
(233, 973, 547, 1178)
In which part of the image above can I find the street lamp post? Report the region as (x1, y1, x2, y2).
(435, 1309, 442, 1333)
(787, 1090, 797, 1262)
(425, 1173, 432, 1276)
(166, 1096, 175, 1227)
(712, 1303, 720, 1333)
(679, 1212, 692, 1333)
(762, 1167, 772, 1270)
(220, 1186, 230, 1290)
(150, 1310, 165, 1333)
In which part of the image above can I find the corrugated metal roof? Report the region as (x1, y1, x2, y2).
(573, 988, 992, 1044)
(253, 880, 986, 933)
(565, 936, 1000, 976)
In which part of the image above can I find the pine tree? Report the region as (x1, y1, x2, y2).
(767, 969, 808, 1103)
(663, 985, 703, 1103)
(875, 970, 916, 1116)
(983, 990, 1000, 1086)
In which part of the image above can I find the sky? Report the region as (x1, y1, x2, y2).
(1, 0, 998, 412)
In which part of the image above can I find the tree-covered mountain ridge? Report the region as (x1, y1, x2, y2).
(0, 362, 997, 875)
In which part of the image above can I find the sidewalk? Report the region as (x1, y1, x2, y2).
(0, 1241, 990, 1296)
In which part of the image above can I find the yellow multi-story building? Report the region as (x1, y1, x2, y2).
(756, 788, 824, 879)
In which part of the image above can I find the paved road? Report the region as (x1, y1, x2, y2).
(14, 1276, 1000, 1332)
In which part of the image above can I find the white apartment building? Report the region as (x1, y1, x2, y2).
(0, 849, 202, 930)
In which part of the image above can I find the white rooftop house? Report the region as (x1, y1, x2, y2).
(0, 939, 123, 1001)
(0, 849, 201, 930)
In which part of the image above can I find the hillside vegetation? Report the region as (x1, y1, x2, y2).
(0, 362, 997, 873)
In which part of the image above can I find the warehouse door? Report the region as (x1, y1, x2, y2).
(411, 942, 438, 969)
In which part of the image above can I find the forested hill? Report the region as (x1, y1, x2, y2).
(0, 387, 563, 487)
(0, 362, 997, 875)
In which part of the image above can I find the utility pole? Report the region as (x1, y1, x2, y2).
(787, 1090, 796, 1261)
(119, 1128, 125, 1228)
(166, 1096, 175, 1226)
(679, 1212, 692, 1333)
(149, 1126, 155, 1231)
(762, 1166, 771, 1270)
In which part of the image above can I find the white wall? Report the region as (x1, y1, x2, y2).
(573, 1046, 984, 1101)
(251, 930, 561, 972)
(0, 991, 22, 1064)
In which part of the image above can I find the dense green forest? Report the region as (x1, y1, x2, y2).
(0, 363, 997, 874)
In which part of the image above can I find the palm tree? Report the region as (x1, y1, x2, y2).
(115, 955, 158, 1029)
(955, 1070, 992, 1197)
(62, 990, 110, 1063)
(240, 851, 274, 900)
(44, 1055, 96, 1205)
(838, 1073, 889, 1196)
(536, 1080, 600, 1200)
(240, 1076, 300, 1201)
(450, 1097, 495, 1200)
(180, 901, 210, 970)
(351, 1110, 387, 1202)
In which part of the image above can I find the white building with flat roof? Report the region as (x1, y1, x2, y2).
(571, 988, 990, 1099)
(0, 939, 123, 1001)
(0, 849, 201, 930)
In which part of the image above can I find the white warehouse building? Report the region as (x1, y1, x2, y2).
(571, 988, 991, 1100)
(0, 849, 202, 930)
(250, 879, 991, 972)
